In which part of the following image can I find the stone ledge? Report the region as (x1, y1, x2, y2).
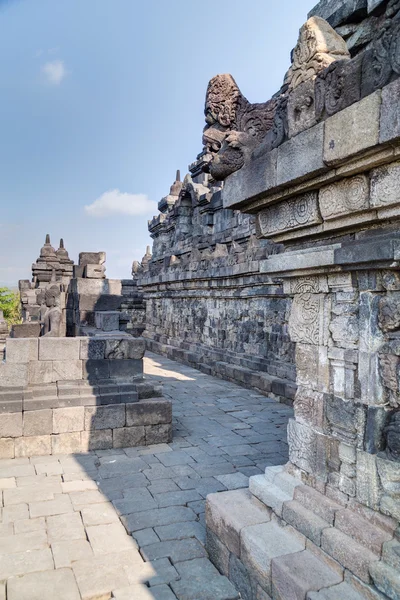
(0, 398, 172, 457)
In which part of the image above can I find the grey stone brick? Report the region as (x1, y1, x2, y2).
(84, 404, 125, 430)
(0, 412, 22, 438)
(23, 409, 53, 436)
(113, 426, 145, 448)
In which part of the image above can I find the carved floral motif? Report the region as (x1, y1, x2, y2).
(257, 192, 321, 236)
(285, 17, 350, 91)
(319, 175, 369, 220)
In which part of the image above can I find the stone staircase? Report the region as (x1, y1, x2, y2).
(206, 466, 400, 600)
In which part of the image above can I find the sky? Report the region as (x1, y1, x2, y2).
(0, 0, 313, 286)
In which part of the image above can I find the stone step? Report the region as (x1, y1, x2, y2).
(294, 485, 342, 525)
(240, 520, 306, 594)
(249, 475, 293, 517)
(307, 581, 372, 600)
(282, 500, 331, 546)
(370, 561, 400, 600)
(321, 527, 379, 583)
(271, 548, 343, 600)
(334, 508, 393, 556)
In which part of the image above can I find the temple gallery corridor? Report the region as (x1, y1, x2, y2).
(0, 352, 291, 600)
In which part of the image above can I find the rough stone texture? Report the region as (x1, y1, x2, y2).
(6, 338, 38, 363)
(206, 488, 271, 556)
(7, 568, 81, 600)
(23, 409, 53, 437)
(380, 78, 400, 144)
(84, 405, 125, 430)
(15, 435, 51, 457)
(277, 123, 326, 185)
(53, 407, 84, 434)
(271, 550, 342, 600)
(39, 338, 80, 361)
(0, 412, 23, 438)
(324, 91, 381, 165)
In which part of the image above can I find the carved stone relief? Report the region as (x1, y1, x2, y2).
(319, 175, 369, 220)
(289, 293, 329, 346)
(257, 192, 321, 237)
(285, 16, 350, 91)
(202, 74, 276, 181)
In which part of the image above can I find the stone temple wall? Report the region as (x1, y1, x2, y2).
(196, 1, 400, 598)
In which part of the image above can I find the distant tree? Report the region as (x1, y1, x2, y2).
(0, 287, 22, 325)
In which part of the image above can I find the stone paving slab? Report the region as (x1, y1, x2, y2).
(0, 352, 291, 599)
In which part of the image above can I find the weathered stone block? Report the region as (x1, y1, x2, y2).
(206, 528, 230, 576)
(39, 338, 80, 361)
(11, 323, 40, 338)
(105, 338, 146, 360)
(52, 360, 82, 382)
(321, 527, 378, 582)
(51, 432, 82, 454)
(5, 338, 38, 363)
(241, 521, 304, 593)
(356, 450, 381, 511)
(79, 338, 106, 360)
(324, 91, 381, 165)
(82, 359, 110, 380)
(222, 149, 277, 210)
(15, 435, 51, 457)
(79, 251, 106, 266)
(23, 409, 53, 436)
(271, 549, 342, 600)
(0, 437, 14, 459)
(84, 263, 105, 278)
(95, 311, 119, 331)
(126, 400, 171, 427)
(109, 359, 143, 379)
(84, 405, 125, 430)
(206, 489, 270, 556)
(277, 122, 326, 185)
(0, 412, 22, 438)
(315, 57, 362, 120)
(80, 429, 113, 451)
(113, 426, 145, 448)
(145, 423, 172, 445)
(370, 561, 400, 600)
(288, 79, 317, 138)
(380, 79, 400, 144)
(370, 161, 400, 209)
(53, 407, 85, 433)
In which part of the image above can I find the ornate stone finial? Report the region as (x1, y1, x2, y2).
(170, 170, 183, 197)
(39, 234, 57, 260)
(285, 16, 350, 91)
(56, 238, 71, 262)
(141, 246, 152, 269)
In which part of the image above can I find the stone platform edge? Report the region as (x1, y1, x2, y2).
(0, 397, 172, 459)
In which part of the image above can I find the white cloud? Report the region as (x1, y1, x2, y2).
(42, 60, 66, 85)
(84, 189, 157, 218)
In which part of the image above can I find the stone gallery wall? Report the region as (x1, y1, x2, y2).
(200, 2, 400, 598)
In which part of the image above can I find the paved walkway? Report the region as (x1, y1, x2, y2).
(0, 352, 292, 600)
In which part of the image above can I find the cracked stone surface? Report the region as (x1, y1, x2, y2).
(0, 352, 291, 599)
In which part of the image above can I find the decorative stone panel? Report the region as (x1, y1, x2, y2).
(319, 175, 369, 220)
(257, 192, 321, 237)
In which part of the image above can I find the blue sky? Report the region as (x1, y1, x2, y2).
(0, 0, 312, 286)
